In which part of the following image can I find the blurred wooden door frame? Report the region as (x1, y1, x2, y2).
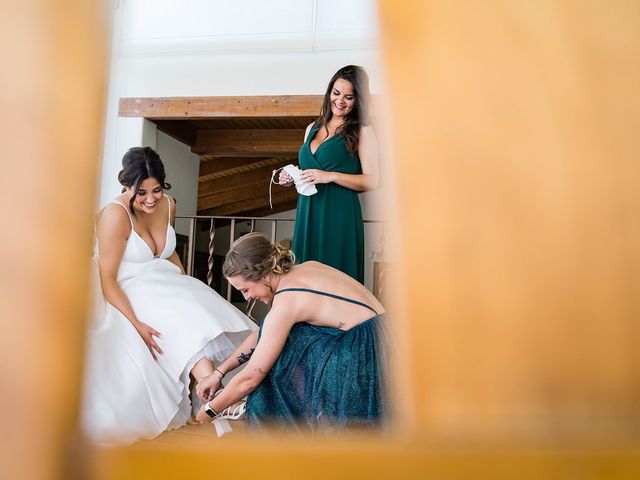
(5, 1, 640, 479)
(95, 0, 640, 477)
(0, 1, 109, 479)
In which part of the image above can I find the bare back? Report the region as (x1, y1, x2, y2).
(272, 261, 385, 331)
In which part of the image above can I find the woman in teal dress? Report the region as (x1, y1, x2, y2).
(279, 65, 379, 284)
(195, 233, 386, 432)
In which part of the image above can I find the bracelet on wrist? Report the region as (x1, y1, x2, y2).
(213, 368, 225, 380)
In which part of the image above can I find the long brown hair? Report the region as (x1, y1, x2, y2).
(315, 65, 371, 156)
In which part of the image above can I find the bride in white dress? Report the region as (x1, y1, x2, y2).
(82, 146, 256, 445)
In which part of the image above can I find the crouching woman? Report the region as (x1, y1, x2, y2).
(196, 232, 386, 431)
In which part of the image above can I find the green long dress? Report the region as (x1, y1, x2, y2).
(292, 123, 365, 283)
(245, 287, 386, 432)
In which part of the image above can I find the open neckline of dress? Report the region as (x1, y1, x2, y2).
(131, 224, 172, 259)
(114, 195, 172, 258)
(308, 125, 340, 156)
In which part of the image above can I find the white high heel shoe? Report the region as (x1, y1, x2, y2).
(209, 390, 246, 437)
(216, 401, 246, 421)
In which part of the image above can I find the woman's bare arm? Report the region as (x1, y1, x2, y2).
(96, 205, 139, 324)
(197, 307, 293, 419)
(165, 197, 186, 274)
(196, 329, 260, 401)
(218, 329, 260, 375)
(166, 251, 185, 274)
(299, 125, 379, 192)
(97, 204, 163, 358)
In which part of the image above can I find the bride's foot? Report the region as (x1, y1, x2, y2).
(196, 403, 210, 424)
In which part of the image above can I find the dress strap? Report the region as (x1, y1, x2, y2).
(164, 194, 171, 224)
(308, 122, 320, 141)
(273, 288, 379, 315)
(108, 200, 134, 229)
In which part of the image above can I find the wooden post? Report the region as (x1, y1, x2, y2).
(99, 1, 640, 477)
(378, 0, 640, 440)
(6, 1, 639, 479)
(0, 1, 108, 479)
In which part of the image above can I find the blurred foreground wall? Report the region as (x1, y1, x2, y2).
(380, 0, 640, 441)
(0, 1, 109, 479)
(1, 1, 640, 479)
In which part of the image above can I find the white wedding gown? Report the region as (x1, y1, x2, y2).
(81, 196, 256, 445)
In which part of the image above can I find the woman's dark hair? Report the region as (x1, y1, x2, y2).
(118, 146, 171, 215)
(315, 65, 371, 155)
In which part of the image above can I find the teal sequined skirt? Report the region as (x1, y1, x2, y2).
(246, 313, 386, 431)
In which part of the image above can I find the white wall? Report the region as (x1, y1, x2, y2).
(100, 0, 384, 206)
(155, 130, 200, 236)
(118, 0, 378, 57)
(98, 0, 389, 291)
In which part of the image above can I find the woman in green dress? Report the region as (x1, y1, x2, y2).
(279, 65, 379, 284)
(194, 233, 386, 431)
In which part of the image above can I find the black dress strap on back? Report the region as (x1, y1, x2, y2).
(273, 287, 379, 315)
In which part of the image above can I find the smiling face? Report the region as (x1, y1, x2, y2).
(127, 177, 163, 214)
(226, 274, 274, 305)
(329, 77, 356, 119)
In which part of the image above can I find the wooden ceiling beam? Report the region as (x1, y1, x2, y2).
(198, 160, 293, 197)
(192, 129, 303, 157)
(199, 157, 268, 179)
(198, 184, 266, 211)
(199, 155, 260, 164)
(154, 120, 197, 146)
(199, 157, 290, 183)
(240, 200, 298, 217)
(119, 95, 323, 119)
(198, 188, 298, 216)
(198, 178, 296, 211)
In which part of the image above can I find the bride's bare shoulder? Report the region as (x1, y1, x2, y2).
(96, 202, 130, 236)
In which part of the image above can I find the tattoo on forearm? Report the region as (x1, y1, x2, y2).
(254, 367, 266, 375)
(337, 321, 346, 329)
(237, 348, 255, 365)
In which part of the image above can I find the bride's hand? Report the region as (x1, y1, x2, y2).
(133, 321, 163, 360)
(196, 374, 222, 401)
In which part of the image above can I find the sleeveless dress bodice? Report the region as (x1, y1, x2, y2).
(83, 195, 257, 445)
(121, 224, 175, 263)
(246, 287, 386, 431)
(93, 195, 178, 285)
(292, 123, 365, 283)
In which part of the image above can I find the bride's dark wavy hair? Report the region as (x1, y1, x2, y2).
(118, 147, 171, 217)
(315, 65, 371, 155)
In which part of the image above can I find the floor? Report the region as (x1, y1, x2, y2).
(137, 418, 246, 448)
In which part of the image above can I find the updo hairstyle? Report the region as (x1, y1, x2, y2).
(118, 146, 171, 215)
(223, 232, 295, 281)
